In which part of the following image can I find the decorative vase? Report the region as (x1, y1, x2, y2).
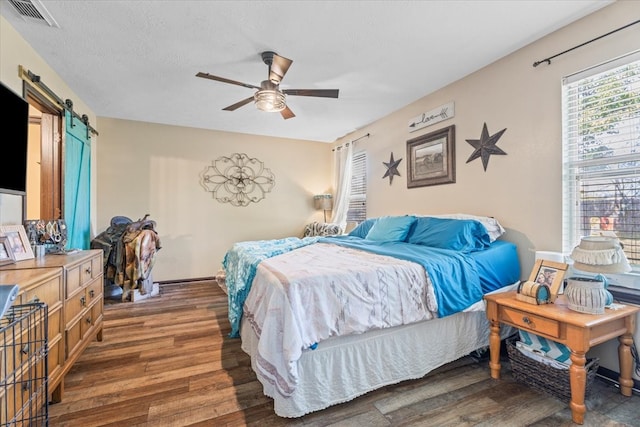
(564, 277, 610, 314)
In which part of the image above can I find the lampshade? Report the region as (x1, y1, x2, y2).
(313, 194, 333, 210)
(254, 89, 286, 112)
(570, 236, 631, 274)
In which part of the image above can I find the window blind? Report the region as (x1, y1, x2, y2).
(562, 51, 640, 269)
(347, 151, 367, 223)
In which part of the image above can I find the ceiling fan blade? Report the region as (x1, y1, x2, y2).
(196, 72, 260, 90)
(283, 89, 339, 98)
(269, 54, 293, 83)
(280, 106, 295, 120)
(222, 96, 255, 111)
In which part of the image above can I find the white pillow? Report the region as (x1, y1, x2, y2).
(413, 213, 506, 242)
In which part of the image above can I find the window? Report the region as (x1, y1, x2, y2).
(562, 51, 640, 272)
(347, 151, 367, 223)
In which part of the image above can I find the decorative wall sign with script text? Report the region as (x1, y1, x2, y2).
(408, 101, 455, 133)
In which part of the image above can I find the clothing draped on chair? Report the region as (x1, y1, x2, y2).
(91, 215, 161, 301)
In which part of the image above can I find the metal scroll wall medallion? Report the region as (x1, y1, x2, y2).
(201, 153, 275, 206)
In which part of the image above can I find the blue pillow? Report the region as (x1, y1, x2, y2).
(406, 217, 490, 252)
(365, 215, 416, 242)
(348, 218, 378, 239)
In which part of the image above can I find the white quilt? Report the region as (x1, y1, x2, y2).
(242, 242, 438, 397)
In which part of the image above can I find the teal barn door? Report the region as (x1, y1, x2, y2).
(64, 110, 91, 250)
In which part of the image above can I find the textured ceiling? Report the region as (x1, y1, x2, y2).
(0, 0, 612, 142)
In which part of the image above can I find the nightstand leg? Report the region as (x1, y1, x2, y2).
(489, 320, 501, 379)
(569, 350, 587, 425)
(618, 332, 634, 396)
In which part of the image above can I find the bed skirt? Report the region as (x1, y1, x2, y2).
(240, 289, 516, 418)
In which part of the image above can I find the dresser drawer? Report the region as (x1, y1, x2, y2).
(48, 336, 62, 379)
(88, 299, 102, 327)
(500, 306, 561, 338)
(64, 289, 87, 326)
(24, 275, 62, 307)
(0, 309, 46, 378)
(65, 318, 82, 358)
(66, 256, 102, 297)
(91, 255, 103, 280)
(48, 305, 62, 343)
(1, 357, 46, 425)
(87, 278, 103, 305)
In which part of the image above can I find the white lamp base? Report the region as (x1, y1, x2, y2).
(564, 277, 610, 314)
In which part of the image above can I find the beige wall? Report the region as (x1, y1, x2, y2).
(335, 0, 640, 278)
(95, 118, 332, 280)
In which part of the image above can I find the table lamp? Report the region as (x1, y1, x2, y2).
(313, 194, 333, 223)
(566, 236, 631, 314)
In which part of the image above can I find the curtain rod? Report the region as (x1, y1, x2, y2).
(20, 66, 99, 136)
(533, 19, 640, 68)
(332, 133, 370, 151)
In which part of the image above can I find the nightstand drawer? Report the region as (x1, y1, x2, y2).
(500, 306, 560, 338)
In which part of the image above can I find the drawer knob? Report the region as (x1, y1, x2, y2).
(29, 295, 40, 303)
(80, 296, 86, 306)
(522, 316, 532, 325)
(89, 289, 95, 298)
(86, 317, 92, 324)
(85, 267, 92, 275)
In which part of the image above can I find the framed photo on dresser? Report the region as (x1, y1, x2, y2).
(0, 224, 34, 261)
(0, 235, 15, 266)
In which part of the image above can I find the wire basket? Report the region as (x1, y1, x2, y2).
(506, 338, 598, 402)
(1, 303, 49, 426)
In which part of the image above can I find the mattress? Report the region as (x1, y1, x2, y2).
(471, 240, 521, 293)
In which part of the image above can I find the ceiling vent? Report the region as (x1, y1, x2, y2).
(7, 0, 59, 27)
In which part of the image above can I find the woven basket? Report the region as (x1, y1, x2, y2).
(506, 338, 599, 402)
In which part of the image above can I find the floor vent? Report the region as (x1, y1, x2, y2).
(7, 0, 59, 27)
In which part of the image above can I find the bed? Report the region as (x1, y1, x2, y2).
(223, 214, 521, 418)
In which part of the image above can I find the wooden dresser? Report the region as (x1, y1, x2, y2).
(0, 249, 104, 403)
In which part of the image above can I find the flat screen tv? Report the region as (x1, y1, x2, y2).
(0, 81, 29, 195)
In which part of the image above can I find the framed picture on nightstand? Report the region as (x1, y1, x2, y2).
(516, 259, 568, 305)
(529, 259, 568, 302)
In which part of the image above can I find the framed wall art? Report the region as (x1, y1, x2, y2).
(0, 235, 16, 266)
(0, 224, 34, 261)
(406, 125, 455, 188)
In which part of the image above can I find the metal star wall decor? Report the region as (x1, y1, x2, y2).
(383, 152, 402, 185)
(465, 122, 507, 171)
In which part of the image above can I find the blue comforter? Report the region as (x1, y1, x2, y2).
(319, 235, 484, 317)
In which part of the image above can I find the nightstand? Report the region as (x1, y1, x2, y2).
(484, 291, 639, 425)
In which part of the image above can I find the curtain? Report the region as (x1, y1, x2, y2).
(331, 142, 353, 230)
(64, 110, 91, 250)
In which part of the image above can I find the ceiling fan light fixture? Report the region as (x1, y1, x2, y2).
(254, 89, 286, 112)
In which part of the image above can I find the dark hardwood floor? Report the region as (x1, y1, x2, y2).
(48, 281, 640, 426)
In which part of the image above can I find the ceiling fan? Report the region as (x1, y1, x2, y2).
(196, 51, 339, 120)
